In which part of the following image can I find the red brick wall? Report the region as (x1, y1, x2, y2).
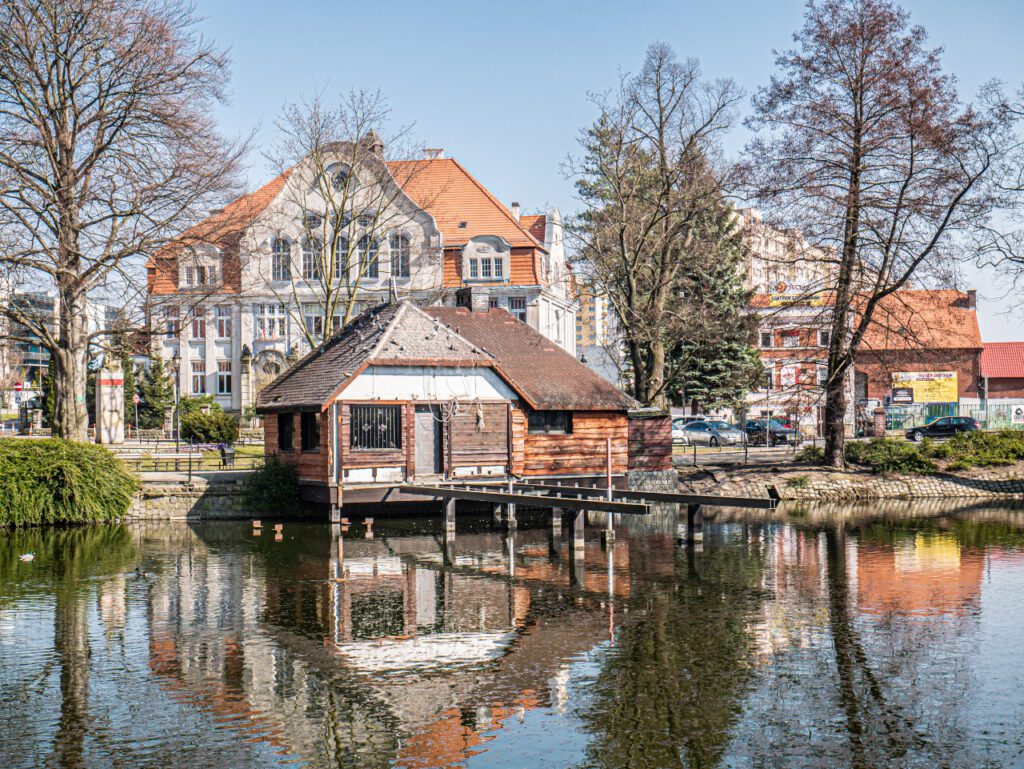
(988, 378, 1024, 399)
(262, 411, 329, 484)
(854, 348, 982, 400)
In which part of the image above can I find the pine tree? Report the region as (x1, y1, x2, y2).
(667, 206, 761, 412)
(137, 357, 174, 430)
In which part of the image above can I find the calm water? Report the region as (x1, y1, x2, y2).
(3, 502, 1024, 768)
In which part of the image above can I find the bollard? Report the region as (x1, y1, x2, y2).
(253, 520, 262, 529)
(274, 523, 283, 534)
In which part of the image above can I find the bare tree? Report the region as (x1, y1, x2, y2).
(259, 91, 444, 349)
(745, 0, 1016, 466)
(0, 0, 244, 440)
(568, 43, 746, 408)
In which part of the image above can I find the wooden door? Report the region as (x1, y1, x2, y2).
(415, 405, 442, 476)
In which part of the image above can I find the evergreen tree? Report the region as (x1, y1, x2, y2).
(667, 209, 761, 412)
(136, 357, 174, 430)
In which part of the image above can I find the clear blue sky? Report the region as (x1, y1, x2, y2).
(197, 0, 1024, 340)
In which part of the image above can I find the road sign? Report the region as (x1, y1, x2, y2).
(133, 393, 141, 404)
(13, 382, 22, 392)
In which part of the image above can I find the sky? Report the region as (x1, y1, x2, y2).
(196, 0, 1024, 341)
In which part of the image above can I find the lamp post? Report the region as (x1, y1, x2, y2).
(171, 348, 181, 451)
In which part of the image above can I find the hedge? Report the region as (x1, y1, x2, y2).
(0, 439, 139, 527)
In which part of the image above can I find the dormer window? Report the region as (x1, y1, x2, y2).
(462, 236, 510, 283)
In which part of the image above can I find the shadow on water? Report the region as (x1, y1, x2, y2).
(3, 501, 1024, 768)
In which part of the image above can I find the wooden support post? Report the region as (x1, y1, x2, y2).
(549, 510, 562, 559)
(330, 504, 341, 524)
(505, 502, 517, 531)
(571, 509, 585, 556)
(443, 498, 456, 538)
(493, 503, 503, 523)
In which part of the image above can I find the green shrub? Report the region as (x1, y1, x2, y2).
(181, 409, 239, 444)
(786, 474, 810, 488)
(796, 445, 825, 464)
(0, 439, 138, 527)
(843, 438, 937, 475)
(940, 429, 1024, 469)
(244, 456, 301, 514)
(180, 394, 223, 415)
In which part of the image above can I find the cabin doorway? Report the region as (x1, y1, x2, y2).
(415, 405, 443, 476)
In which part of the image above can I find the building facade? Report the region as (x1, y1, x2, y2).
(147, 143, 576, 412)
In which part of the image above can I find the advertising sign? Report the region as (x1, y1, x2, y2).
(891, 387, 915, 404)
(1013, 406, 1024, 425)
(891, 371, 958, 404)
(767, 292, 829, 308)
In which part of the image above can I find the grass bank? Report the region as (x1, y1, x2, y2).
(0, 439, 139, 527)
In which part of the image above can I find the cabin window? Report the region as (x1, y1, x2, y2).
(527, 410, 573, 435)
(350, 405, 402, 450)
(300, 411, 320, 452)
(278, 414, 294, 451)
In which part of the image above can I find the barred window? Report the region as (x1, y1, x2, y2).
(350, 405, 402, 450)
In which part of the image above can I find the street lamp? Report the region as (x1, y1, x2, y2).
(171, 348, 181, 451)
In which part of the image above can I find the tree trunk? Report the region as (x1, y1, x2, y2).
(53, 292, 90, 441)
(824, 371, 847, 468)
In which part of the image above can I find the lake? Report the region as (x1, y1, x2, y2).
(2, 501, 1024, 768)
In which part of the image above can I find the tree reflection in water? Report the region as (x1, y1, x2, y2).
(579, 536, 765, 769)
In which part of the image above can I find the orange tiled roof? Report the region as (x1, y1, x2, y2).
(981, 341, 1024, 378)
(520, 213, 547, 243)
(386, 158, 543, 249)
(858, 290, 981, 351)
(146, 170, 291, 269)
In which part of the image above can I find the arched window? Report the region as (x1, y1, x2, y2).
(356, 236, 379, 279)
(389, 233, 410, 278)
(271, 237, 291, 281)
(302, 237, 323, 281)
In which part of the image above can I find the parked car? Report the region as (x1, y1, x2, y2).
(905, 416, 979, 442)
(744, 419, 800, 446)
(678, 420, 747, 447)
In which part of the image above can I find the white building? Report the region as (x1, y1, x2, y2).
(147, 140, 576, 411)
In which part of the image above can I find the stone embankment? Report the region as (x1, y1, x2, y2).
(680, 464, 1024, 503)
(129, 472, 250, 521)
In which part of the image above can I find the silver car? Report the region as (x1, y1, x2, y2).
(679, 420, 746, 447)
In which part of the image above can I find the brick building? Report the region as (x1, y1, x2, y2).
(981, 342, 1024, 400)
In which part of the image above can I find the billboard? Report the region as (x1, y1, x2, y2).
(891, 371, 958, 404)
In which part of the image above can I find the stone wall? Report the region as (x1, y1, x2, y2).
(128, 477, 251, 521)
(689, 466, 1024, 503)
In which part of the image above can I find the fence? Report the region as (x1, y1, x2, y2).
(884, 402, 1024, 431)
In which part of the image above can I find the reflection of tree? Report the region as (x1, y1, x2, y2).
(579, 539, 764, 769)
(0, 526, 137, 769)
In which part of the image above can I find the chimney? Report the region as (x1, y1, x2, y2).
(510, 201, 520, 221)
(423, 148, 444, 160)
(455, 286, 490, 313)
(966, 289, 977, 309)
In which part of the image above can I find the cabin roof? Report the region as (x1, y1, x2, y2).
(423, 307, 638, 411)
(255, 302, 637, 413)
(255, 302, 492, 412)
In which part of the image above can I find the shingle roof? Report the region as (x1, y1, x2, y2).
(520, 214, 547, 244)
(424, 307, 638, 411)
(858, 290, 981, 351)
(255, 302, 492, 412)
(981, 342, 1024, 379)
(255, 302, 637, 413)
(385, 158, 542, 248)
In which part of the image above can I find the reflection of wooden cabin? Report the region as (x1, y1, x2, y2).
(256, 298, 671, 504)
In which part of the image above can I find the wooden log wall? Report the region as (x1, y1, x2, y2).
(448, 403, 509, 469)
(627, 413, 673, 471)
(515, 409, 629, 477)
(263, 411, 331, 484)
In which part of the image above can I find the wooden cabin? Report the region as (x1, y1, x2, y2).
(255, 300, 671, 505)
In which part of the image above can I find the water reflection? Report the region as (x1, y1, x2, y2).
(1, 503, 1024, 768)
